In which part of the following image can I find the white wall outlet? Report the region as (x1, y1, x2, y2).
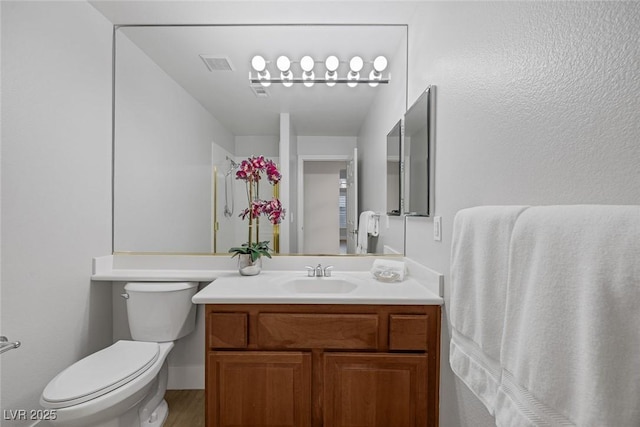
(433, 216, 442, 241)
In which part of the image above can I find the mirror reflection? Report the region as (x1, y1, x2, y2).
(113, 25, 407, 254)
(386, 121, 402, 215)
(403, 86, 433, 216)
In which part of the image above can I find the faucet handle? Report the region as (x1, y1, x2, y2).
(304, 266, 315, 277)
(324, 265, 334, 277)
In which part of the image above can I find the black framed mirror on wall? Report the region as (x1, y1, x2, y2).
(403, 85, 435, 216)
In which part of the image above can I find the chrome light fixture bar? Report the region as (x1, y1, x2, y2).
(250, 55, 390, 87)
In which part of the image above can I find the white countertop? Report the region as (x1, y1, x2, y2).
(91, 254, 445, 303)
(191, 270, 443, 305)
(91, 268, 233, 282)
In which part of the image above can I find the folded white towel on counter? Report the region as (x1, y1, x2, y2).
(495, 205, 640, 427)
(371, 259, 407, 282)
(449, 205, 529, 414)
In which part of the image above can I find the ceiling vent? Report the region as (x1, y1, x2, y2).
(199, 55, 234, 72)
(250, 84, 270, 98)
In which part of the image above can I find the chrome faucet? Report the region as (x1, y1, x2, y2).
(304, 264, 334, 277)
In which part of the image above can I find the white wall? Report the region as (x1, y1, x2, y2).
(235, 135, 279, 158)
(114, 33, 234, 253)
(404, 3, 640, 426)
(1, 2, 113, 425)
(297, 136, 356, 156)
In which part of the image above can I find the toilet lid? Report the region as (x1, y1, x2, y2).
(41, 340, 159, 408)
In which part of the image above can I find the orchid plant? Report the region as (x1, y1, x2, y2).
(229, 155, 285, 262)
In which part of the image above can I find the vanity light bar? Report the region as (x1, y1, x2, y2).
(249, 55, 390, 87)
(249, 77, 391, 84)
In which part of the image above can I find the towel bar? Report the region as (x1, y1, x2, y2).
(0, 336, 21, 355)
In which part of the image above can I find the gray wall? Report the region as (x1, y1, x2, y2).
(403, 2, 640, 426)
(1, 2, 113, 425)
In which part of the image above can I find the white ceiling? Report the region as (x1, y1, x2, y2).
(89, 1, 419, 27)
(91, 1, 412, 137)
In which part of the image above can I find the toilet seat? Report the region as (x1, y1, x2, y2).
(41, 340, 159, 409)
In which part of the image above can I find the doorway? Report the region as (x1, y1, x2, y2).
(301, 160, 347, 254)
(297, 151, 358, 254)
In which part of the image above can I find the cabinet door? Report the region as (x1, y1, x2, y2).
(208, 351, 311, 427)
(324, 353, 428, 427)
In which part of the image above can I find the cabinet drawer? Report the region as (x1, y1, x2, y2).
(258, 313, 379, 350)
(208, 312, 247, 349)
(389, 314, 429, 351)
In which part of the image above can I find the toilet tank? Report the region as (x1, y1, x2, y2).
(124, 282, 199, 342)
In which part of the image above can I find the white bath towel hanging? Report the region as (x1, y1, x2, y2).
(495, 205, 640, 427)
(356, 211, 376, 254)
(449, 205, 529, 414)
(367, 213, 379, 237)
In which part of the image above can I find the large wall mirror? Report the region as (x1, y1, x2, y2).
(113, 25, 407, 255)
(403, 86, 434, 216)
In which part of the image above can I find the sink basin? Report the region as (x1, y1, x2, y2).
(280, 277, 358, 294)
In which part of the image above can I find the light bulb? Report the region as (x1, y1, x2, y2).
(275, 56, 293, 87)
(325, 55, 339, 72)
(349, 56, 364, 73)
(276, 56, 290, 72)
(251, 55, 271, 86)
(300, 56, 315, 72)
(368, 56, 387, 87)
(251, 55, 266, 72)
(348, 56, 363, 87)
(301, 56, 315, 87)
(325, 55, 339, 87)
(368, 70, 380, 87)
(303, 72, 315, 87)
(281, 70, 293, 87)
(259, 69, 271, 87)
(325, 71, 337, 87)
(373, 55, 388, 72)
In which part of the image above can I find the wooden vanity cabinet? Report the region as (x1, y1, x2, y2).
(205, 304, 441, 427)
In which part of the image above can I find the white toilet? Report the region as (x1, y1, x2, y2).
(40, 281, 199, 427)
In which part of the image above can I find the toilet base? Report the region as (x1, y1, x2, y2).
(141, 399, 168, 427)
(46, 396, 169, 427)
